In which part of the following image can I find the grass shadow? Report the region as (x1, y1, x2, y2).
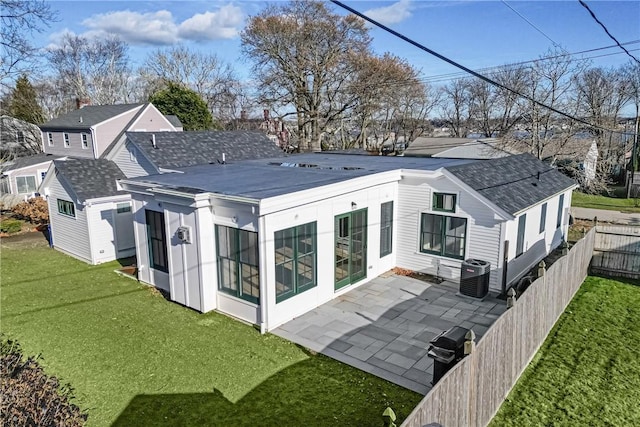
(113, 355, 418, 427)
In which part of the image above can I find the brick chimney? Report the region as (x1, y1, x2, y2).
(240, 110, 248, 120)
(263, 109, 270, 120)
(76, 98, 91, 109)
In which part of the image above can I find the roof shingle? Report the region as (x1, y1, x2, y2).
(40, 104, 144, 129)
(126, 131, 284, 169)
(445, 153, 577, 215)
(54, 159, 127, 201)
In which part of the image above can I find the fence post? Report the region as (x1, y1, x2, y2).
(537, 260, 546, 277)
(464, 329, 476, 355)
(506, 287, 517, 309)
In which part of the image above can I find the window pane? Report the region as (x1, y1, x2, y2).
(540, 203, 547, 233)
(146, 210, 168, 272)
(276, 222, 316, 302)
(380, 201, 393, 257)
(421, 214, 442, 253)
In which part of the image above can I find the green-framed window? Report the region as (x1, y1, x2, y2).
(556, 194, 564, 228)
(145, 210, 168, 273)
(57, 199, 75, 217)
(516, 214, 527, 257)
(433, 193, 456, 212)
(380, 201, 393, 257)
(216, 225, 260, 304)
(539, 203, 547, 233)
(275, 222, 317, 303)
(420, 213, 467, 259)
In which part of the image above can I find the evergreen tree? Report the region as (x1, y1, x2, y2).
(149, 82, 217, 131)
(9, 75, 45, 124)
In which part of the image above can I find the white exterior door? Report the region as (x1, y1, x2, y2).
(115, 202, 135, 253)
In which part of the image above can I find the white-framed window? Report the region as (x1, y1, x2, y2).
(81, 133, 88, 149)
(556, 194, 564, 228)
(274, 222, 317, 303)
(63, 133, 70, 147)
(16, 131, 25, 144)
(16, 176, 37, 194)
(47, 132, 54, 146)
(57, 199, 75, 218)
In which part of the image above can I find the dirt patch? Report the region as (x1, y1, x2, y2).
(0, 231, 49, 249)
(392, 267, 444, 284)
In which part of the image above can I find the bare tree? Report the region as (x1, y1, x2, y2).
(242, 0, 371, 151)
(1, 0, 57, 87)
(46, 33, 131, 106)
(140, 45, 240, 124)
(440, 78, 472, 137)
(574, 66, 633, 176)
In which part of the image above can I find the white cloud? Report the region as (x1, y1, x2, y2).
(364, 0, 414, 26)
(82, 10, 179, 45)
(178, 4, 244, 41)
(78, 5, 244, 46)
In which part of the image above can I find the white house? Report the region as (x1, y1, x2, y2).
(41, 158, 135, 264)
(41, 130, 285, 264)
(119, 153, 577, 333)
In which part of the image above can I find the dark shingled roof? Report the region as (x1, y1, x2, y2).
(445, 153, 577, 215)
(53, 158, 127, 201)
(3, 154, 63, 172)
(164, 115, 183, 128)
(40, 104, 144, 129)
(126, 131, 284, 169)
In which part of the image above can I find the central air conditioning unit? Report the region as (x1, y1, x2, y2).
(459, 259, 491, 299)
(176, 226, 191, 244)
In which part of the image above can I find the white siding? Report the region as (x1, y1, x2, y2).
(86, 197, 135, 264)
(396, 176, 503, 289)
(503, 189, 573, 285)
(47, 172, 92, 263)
(262, 183, 398, 331)
(110, 141, 157, 178)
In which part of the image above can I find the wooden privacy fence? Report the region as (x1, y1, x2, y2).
(591, 225, 640, 280)
(401, 229, 596, 427)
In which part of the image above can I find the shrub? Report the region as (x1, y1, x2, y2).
(0, 219, 23, 234)
(0, 336, 87, 427)
(11, 197, 49, 224)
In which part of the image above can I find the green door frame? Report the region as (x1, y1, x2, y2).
(335, 208, 368, 290)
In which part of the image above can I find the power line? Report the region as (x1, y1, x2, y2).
(329, 0, 632, 136)
(500, 0, 564, 51)
(578, 0, 640, 66)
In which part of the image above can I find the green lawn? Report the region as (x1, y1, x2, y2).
(571, 189, 640, 213)
(491, 276, 640, 426)
(0, 236, 421, 426)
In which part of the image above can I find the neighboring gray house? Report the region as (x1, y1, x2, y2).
(105, 131, 284, 177)
(41, 158, 134, 264)
(403, 137, 509, 159)
(1, 153, 64, 197)
(119, 153, 576, 332)
(40, 103, 178, 159)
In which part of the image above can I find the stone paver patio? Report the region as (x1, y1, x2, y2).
(273, 273, 506, 394)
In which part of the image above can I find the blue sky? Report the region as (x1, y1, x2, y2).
(39, 0, 640, 82)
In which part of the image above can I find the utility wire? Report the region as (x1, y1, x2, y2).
(330, 0, 633, 136)
(578, 0, 640, 66)
(500, 0, 564, 50)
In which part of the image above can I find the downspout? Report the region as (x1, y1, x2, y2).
(258, 211, 268, 334)
(91, 127, 98, 158)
